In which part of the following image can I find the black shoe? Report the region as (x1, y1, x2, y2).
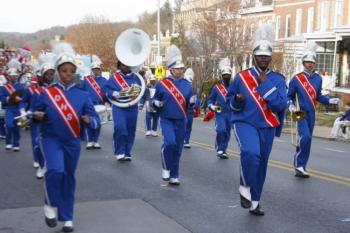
(62, 226, 74, 232)
(124, 156, 132, 162)
(295, 169, 310, 178)
(86, 146, 93, 150)
(249, 204, 265, 216)
(45, 217, 57, 228)
(240, 194, 252, 209)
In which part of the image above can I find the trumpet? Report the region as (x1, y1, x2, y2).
(215, 105, 222, 113)
(17, 117, 30, 128)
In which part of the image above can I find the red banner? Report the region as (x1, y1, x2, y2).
(239, 70, 279, 127)
(160, 79, 187, 118)
(86, 76, 104, 101)
(295, 73, 317, 109)
(45, 87, 80, 138)
(216, 84, 228, 101)
(4, 83, 15, 94)
(35, 86, 44, 95)
(28, 84, 36, 95)
(113, 73, 129, 89)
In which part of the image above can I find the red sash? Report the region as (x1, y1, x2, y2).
(45, 87, 80, 138)
(113, 73, 129, 89)
(239, 70, 279, 127)
(160, 79, 187, 118)
(35, 86, 44, 95)
(28, 85, 36, 95)
(216, 84, 228, 101)
(4, 83, 16, 94)
(86, 76, 104, 101)
(295, 73, 317, 109)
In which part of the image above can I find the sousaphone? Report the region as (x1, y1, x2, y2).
(109, 28, 150, 108)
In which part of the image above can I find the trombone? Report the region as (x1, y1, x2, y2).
(290, 93, 306, 147)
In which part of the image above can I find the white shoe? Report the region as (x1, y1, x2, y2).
(44, 205, 57, 227)
(93, 142, 101, 149)
(184, 143, 191, 148)
(169, 178, 180, 185)
(5, 144, 12, 150)
(162, 169, 170, 181)
(151, 131, 158, 137)
(62, 220, 74, 232)
(33, 162, 40, 168)
(239, 185, 252, 202)
(295, 166, 309, 175)
(115, 154, 125, 161)
(36, 168, 45, 179)
(86, 142, 94, 149)
(145, 131, 152, 136)
(12, 146, 20, 152)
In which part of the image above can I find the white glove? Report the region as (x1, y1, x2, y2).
(153, 100, 163, 108)
(329, 98, 340, 105)
(289, 103, 297, 113)
(208, 104, 217, 112)
(112, 91, 120, 98)
(138, 104, 143, 110)
(190, 95, 197, 105)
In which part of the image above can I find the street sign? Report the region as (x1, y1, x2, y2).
(155, 66, 166, 79)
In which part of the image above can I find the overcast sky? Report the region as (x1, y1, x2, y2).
(0, 0, 173, 33)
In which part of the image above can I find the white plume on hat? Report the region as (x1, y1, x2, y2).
(302, 41, 318, 63)
(253, 23, 275, 56)
(91, 54, 102, 69)
(184, 68, 194, 82)
(167, 45, 184, 69)
(7, 58, 21, 76)
(38, 52, 55, 76)
(219, 57, 232, 75)
(145, 70, 153, 80)
(52, 42, 76, 69)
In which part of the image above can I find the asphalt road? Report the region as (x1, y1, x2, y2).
(0, 111, 349, 233)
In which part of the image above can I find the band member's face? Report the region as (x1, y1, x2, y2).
(58, 63, 76, 86)
(92, 68, 101, 77)
(44, 69, 55, 84)
(303, 61, 316, 73)
(172, 67, 185, 79)
(254, 55, 271, 71)
(222, 74, 231, 84)
(150, 80, 156, 86)
(119, 63, 131, 74)
(9, 75, 17, 83)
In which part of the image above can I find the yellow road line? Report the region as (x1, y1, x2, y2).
(136, 127, 350, 187)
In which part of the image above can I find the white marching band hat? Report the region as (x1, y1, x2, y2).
(52, 43, 77, 69)
(91, 54, 102, 69)
(167, 45, 184, 69)
(38, 52, 55, 76)
(302, 41, 318, 63)
(252, 23, 275, 57)
(7, 59, 21, 76)
(184, 68, 194, 82)
(219, 57, 232, 75)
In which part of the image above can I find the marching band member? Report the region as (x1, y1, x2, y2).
(29, 54, 55, 178)
(228, 24, 287, 215)
(79, 55, 106, 149)
(105, 60, 142, 161)
(0, 74, 7, 139)
(207, 58, 232, 158)
(33, 43, 99, 232)
(139, 73, 160, 137)
(287, 42, 339, 178)
(183, 68, 195, 148)
(152, 45, 195, 185)
(0, 59, 26, 151)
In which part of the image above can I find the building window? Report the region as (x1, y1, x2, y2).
(307, 7, 314, 33)
(285, 14, 291, 38)
(316, 42, 337, 76)
(320, 1, 330, 31)
(275, 15, 281, 40)
(334, 0, 344, 27)
(296, 8, 302, 35)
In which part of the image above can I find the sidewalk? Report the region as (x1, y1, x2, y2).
(283, 125, 350, 141)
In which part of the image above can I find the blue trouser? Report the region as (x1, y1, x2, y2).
(31, 123, 45, 167)
(233, 122, 275, 202)
(184, 113, 194, 144)
(215, 112, 231, 153)
(160, 118, 186, 179)
(294, 111, 315, 170)
(113, 107, 138, 156)
(5, 109, 20, 147)
(86, 123, 101, 143)
(145, 111, 159, 131)
(0, 117, 5, 137)
(40, 136, 80, 221)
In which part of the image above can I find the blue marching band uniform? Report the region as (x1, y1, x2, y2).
(105, 70, 141, 161)
(79, 72, 107, 149)
(139, 77, 160, 137)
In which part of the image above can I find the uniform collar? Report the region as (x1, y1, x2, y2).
(56, 81, 76, 91)
(251, 67, 271, 78)
(302, 70, 316, 77)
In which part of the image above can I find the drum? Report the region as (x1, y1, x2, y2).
(94, 105, 108, 125)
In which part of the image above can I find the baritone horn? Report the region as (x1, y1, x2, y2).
(109, 28, 150, 108)
(290, 93, 306, 146)
(215, 105, 222, 113)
